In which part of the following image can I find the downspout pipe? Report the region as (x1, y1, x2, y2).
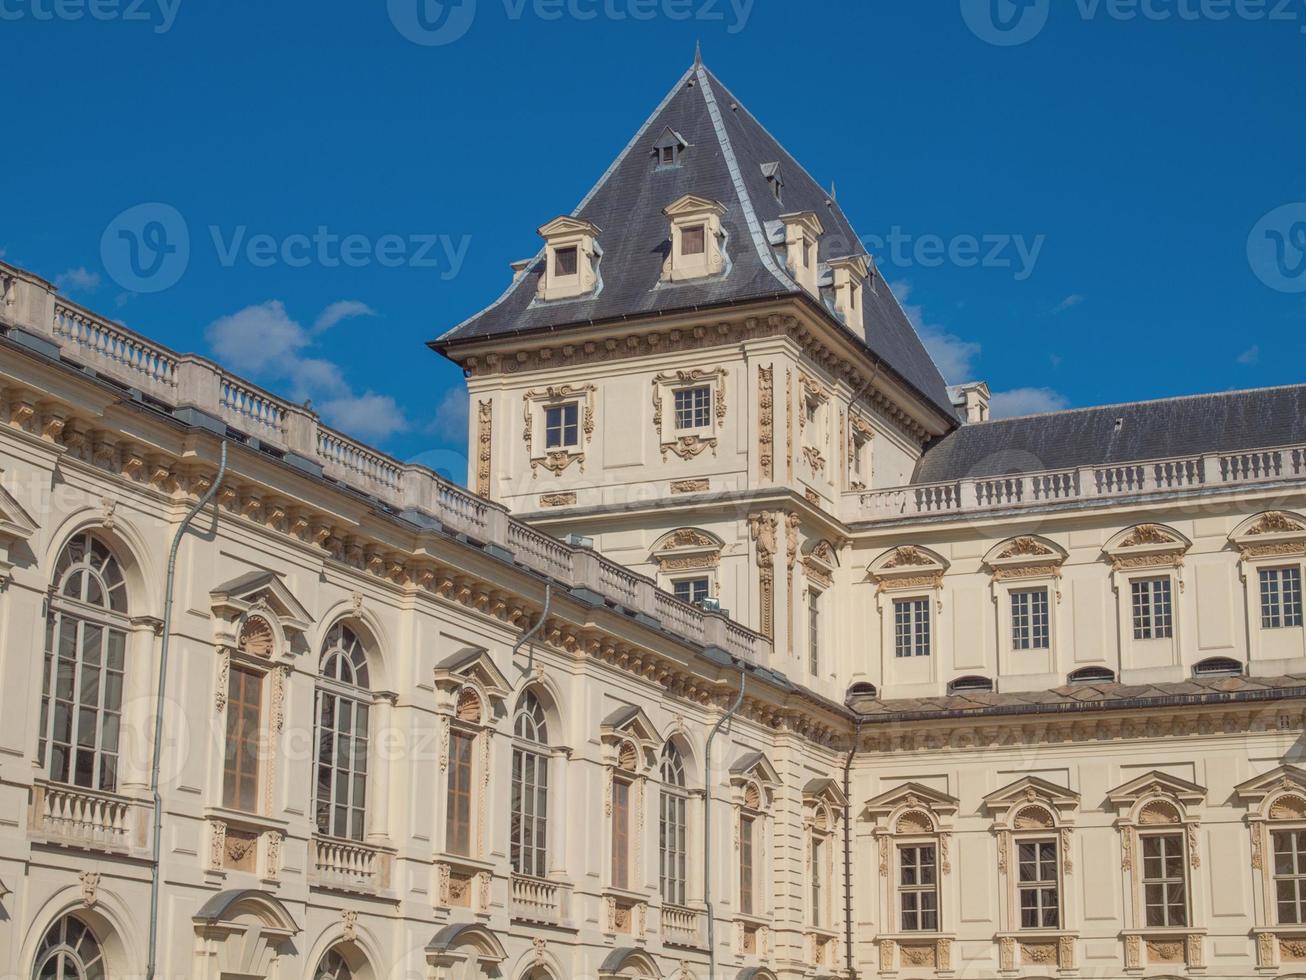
(147, 440, 227, 980)
(843, 716, 862, 979)
(705, 661, 747, 980)
(512, 582, 552, 674)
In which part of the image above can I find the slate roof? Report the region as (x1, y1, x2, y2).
(913, 383, 1306, 484)
(433, 58, 955, 420)
(853, 672, 1306, 723)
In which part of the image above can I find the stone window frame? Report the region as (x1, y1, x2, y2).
(1103, 524, 1191, 665)
(522, 384, 596, 478)
(870, 546, 949, 673)
(797, 370, 832, 477)
(864, 781, 959, 977)
(660, 194, 727, 282)
(650, 527, 724, 601)
(847, 411, 875, 490)
(1236, 764, 1306, 971)
(1231, 511, 1306, 662)
(651, 369, 727, 462)
(535, 216, 600, 302)
(803, 777, 847, 965)
(829, 254, 869, 334)
(728, 751, 780, 949)
(984, 536, 1068, 664)
(1107, 770, 1207, 973)
(984, 776, 1082, 974)
(802, 540, 837, 677)
(599, 705, 660, 939)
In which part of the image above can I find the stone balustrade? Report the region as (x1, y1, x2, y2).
(29, 780, 138, 853)
(0, 263, 770, 668)
(661, 904, 706, 948)
(509, 874, 571, 925)
(309, 835, 393, 894)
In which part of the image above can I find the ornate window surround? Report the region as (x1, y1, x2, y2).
(651, 368, 728, 461)
(984, 535, 1068, 662)
(864, 781, 959, 977)
(870, 546, 949, 676)
(847, 411, 874, 490)
(803, 777, 846, 968)
(522, 384, 596, 478)
(1103, 524, 1191, 665)
(660, 194, 728, 282)
(1231, 511, 1306, 662)
(1106, 769, 1207, 973)
(798, 370, 831, 477)
(535, 216, 600, 302)
(599, 705, 660, 939)
(728, 751, 780, 955)
(1236, 764, 1306, 971)
(650, 527, 724, 598)
(431, 648, 511, 914)
(983, 776, 1081, 974)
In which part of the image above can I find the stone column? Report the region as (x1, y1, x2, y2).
(367, 692, 397, 844)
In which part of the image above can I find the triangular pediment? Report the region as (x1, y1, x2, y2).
(0, 481, 37, 543)
(827, 254, 868, 279)
(209, 570, 313, 634)
(601, 704, 659, 746)
(1107, 770, 1206, 808)
(537, 215, 600, 240)
(653, 126, 688, 150)
(434, 647, 511, 701)
(803, 777, 847, 807)
(729, 750, 779, 787)
(1235, 764, 1306, 801)
(983, 775, 1081, 812)
(780, 210, 825, 238)
(663, 193, 726, 218)
(865, 781, 959, 816)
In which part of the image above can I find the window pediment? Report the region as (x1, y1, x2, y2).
(865, 781, 959, 830)
(1235, 764, 1306, 820)
(804, 777, 846, 829)
(1107, 770, 1206, 819)
(730, 751, 779, 810)
(536, 216, 600, 301)
(868, 545, 949, 592)
(433, 647, 511, 713)
(1103, 524, 1191, 571)
(209, 570, 313, 652)
(601, 704, 659, 770)
(984, 535, 1068, 581)
(0, 481, 36, 575)
(802, 539, 838, 589)
(1231, 510, 1306, 560)
(661, 195, 727, 283)
(983, 776, 1080, 827)
(651, 527, 724, 575)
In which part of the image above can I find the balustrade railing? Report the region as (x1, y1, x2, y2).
(29, 780, 136, 852)
(310, 835, 391, 893)
(662, 905, 706, 948)
(510, 874, 569, 924)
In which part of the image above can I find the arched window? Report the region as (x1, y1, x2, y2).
(314, 948, 353, 980)
(660, 742, 689, 907)
(511, 691, 549, 879)
(315, 624, 371, 841)
(33, 915, 105, 980)
(39, 533, 129, 792)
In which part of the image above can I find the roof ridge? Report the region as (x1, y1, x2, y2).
(973, 380, 1306, 426)
(695, 65, 798, 294)
(436, 65, 698, 342)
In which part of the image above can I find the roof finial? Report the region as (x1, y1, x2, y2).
(694, 40, 703, 67)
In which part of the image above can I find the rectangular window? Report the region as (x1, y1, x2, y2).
(808, 591, 821, 676)
(1131, 578, 1174, 640)
(899, 844, 939, 932)
(553, 246, 578, 277)
(1018, 839, 1060, 928)
(661, 146, 675, 165)
(1142, 833, 1188, 927)
(612, 778, 630, 890)
(673, 386, 712, 430)
(544, 403, 579, 450)
(1262, 567, 1305, 629)
(739, 813, 755, 915)
(681, 224, 706, 256)
(894, 598, 931, 658)
(223, 666, 263, 813)
(447, 729, 474, 856)
(660, 790, 688, 907)
(673, 578, 710, 606)
(1275, 830, 1306, 925)
(1011, 588, 1051, 650)
(811, 836, 826, 927)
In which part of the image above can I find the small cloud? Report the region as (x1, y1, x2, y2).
(1237, 345, 1260, 366)
(1049, 353, 1063, 369)
(207, 300, 310, 375)
(313, 300, 376, 334)
(319, 393, 407, 441)
(426, 386, 470, 440)
(990, 387, 1070, 419)
(55, 267, 101, 292)
(892, 280, 981, 382)
(1051, 294, 1084, 314)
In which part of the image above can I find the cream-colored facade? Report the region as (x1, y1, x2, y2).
(3, 64, 1306, 980)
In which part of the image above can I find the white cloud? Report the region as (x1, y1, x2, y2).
(314, 300, 376, 334)
(892, 280, 981, 383)
(427, 387, 469, 440)
(55, 267, 101, 292)
(990, 387, 1070, 419)
(205, 299, 406, 441)
(1051, 294, 1084, 314)
(1237, 345, 1260, 366)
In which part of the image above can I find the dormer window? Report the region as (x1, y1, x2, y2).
(661, 194, 727, 282)
(829, 255, 869, 335)
(653, 127, 688, 169)
(761, 162, 784, 203)
(536, 216, 600, 301)
(781, 211, 824, 295)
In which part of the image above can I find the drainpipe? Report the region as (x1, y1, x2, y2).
(704, 661, 747, 980)
(146, 440, 227, 980)
(512, 583, 552, 675)
(842, 716, 862, 979)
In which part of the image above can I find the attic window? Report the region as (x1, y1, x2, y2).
(761, 162, 784, 204)
(682, 225, 706, 256)
(554, 246, 578, 277)
(653, 128, 688, 169)
(1067, 666, 1116, 685)
(1193, 656, 1245, 678)
(661, 146, 675, 166)
(948, 676, 994, 695)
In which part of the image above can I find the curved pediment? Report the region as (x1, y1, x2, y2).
(983, 535, 1067, 577)
(1103, 523, 1191, 570)
(1230, 511, 1306, 559)
(868, 545, 949, 588)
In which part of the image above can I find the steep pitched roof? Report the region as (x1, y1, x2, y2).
(434, 60, 954, 419)
(913, 383, 1306, 484)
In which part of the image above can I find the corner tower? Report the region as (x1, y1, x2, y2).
(432, 58, 959, 676)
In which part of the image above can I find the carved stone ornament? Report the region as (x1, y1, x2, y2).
(758, 365, 774, 480)
(79, 870, 100, 908)
(539, 492, 577, 508)
(671, 478, 709, 494)
(475, 399, 492, 497)
(342, 910, 358, 943)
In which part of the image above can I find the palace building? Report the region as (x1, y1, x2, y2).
(2, 55, 1305, 980)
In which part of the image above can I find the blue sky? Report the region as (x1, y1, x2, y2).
(5, 0, 1305, 479)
